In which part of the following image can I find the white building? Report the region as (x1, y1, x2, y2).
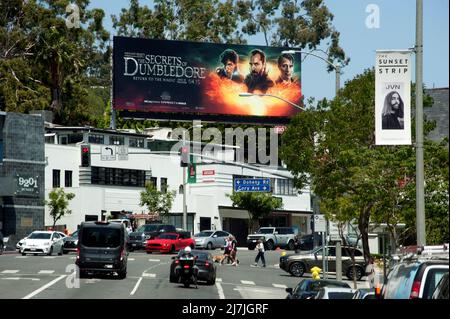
(44, 126, 312, 245)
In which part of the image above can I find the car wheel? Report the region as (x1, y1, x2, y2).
(47, 246, 53, 256)
(265, 240, 274, 251)
(287, 240, 295, 251)
(63, 250, 68, 254)
(206, 242, 213, 250)
(146, 251, 152, 254)
(117, 269, 127, 279)
(169, 273, 178, 283)
(248, 244, 256, 250)
(207, 275, 216, 285)
(0, 244, 3, 255)
(289, 262, 306, 277)
(190, 244, 194, 249)
(79, 270, 88, 279)
(170, 245, 175, 254)
(346, 266, 363, 281)
(21, 252, 26, 256)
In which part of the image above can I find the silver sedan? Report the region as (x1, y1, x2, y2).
(194, 230, 231, 250)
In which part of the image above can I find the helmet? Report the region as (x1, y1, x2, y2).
(184, 246, 191, 253)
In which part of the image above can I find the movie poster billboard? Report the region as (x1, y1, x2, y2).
(375, 50, 412, 145)
(113, 37, 302, 121)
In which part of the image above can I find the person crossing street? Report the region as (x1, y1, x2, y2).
(253, 239, 266, 267)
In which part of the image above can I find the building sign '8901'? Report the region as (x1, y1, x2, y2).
(15, 174, 40, 197)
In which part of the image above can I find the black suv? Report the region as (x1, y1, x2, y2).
(128, 223, 176, 251)
(76, 221, 128, 279)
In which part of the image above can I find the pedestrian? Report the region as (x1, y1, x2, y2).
(221, 236, 232, 265)
(253, 239, 266, 267)
(230, 235, 239, 266)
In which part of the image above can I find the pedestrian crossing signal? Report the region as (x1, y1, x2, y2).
(180, 146, 189, 167)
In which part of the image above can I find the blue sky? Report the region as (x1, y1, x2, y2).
(89, 0, 449, 101)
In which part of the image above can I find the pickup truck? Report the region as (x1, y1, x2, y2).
(246, 227, 298, 250)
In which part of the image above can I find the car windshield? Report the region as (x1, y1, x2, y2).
(256, 229, 274, 234)
(81, 227, 121, 248)
(178, 251, 208, 261)
(137, 225, 159, 232)
(71, 230, 78, 238)
(158, 234, 177, 240)
(328, 292, 354, 299)
(28, 233, 51, 239)
(423, 268, 449, 299)
(194, 231, 213, 237)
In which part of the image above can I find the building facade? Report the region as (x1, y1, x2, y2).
(44, 126, 312, 245)
(0, 112, 45, 247)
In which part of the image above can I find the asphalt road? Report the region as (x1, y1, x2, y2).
(0, 249, 368, 299)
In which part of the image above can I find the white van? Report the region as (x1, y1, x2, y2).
(108, 219, 132, 233)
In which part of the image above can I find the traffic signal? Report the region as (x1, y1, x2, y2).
(81, 144, 91, 167)
(180, 146, 189, 167)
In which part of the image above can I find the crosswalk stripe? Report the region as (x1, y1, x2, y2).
(142, 273, 156, 278)
(2, 270, 19, 274)
(38, 270, 55, 274)
(43, 257, 56, 259)
(216, 278, 222, 282)
(15, 256, 28, 259)
(128, 258, 135, 261)
(70, 257, 76, 260)
(148, 259, 160, 262)
(240, 280, 255, 285)
(272, 284, 287, 289)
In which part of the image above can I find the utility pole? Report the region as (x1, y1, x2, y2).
(415, 0, 426, 246)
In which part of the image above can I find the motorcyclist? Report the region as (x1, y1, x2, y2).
(179, 246, 199, 287)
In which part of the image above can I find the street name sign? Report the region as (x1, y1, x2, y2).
(234, 178, 271, 192)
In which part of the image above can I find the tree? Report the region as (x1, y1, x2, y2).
(227, 192, 283, 233)
(281, 69, 449, 263)
(46, 188, 75, 229)
(140, 182, 176, 218)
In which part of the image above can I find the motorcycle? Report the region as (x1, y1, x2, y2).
(176, 256, 198, 288)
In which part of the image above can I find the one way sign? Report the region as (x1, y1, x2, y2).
(234, 178, 271, 192)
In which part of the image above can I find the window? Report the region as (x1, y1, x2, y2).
(91, 167, 146, 187)
(275, 179, 295, 195)
(65, 170, 72, 187)
(88, 134, 104, 144)
(161, 177, 168, 193)
(109, 136, 124, 145)
(129, 137, 145, 148)
(67, 133, 84, 144)
(150, 177, 157, 188)
(53, 169, 60, 188)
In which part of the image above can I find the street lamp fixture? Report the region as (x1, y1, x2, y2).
(238, 92, 305, 111)
(182, 124, 203, 233)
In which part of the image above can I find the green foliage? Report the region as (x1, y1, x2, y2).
(140, 182, 176, 216)
(227, 192, 283, 232)
(45, 188, 75, 229)
(281, 69, 449, 261)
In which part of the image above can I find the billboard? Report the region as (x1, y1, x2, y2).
(375, 50, 412, 145)
(113, 37, 302, 122)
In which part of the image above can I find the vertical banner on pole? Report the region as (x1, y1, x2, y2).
(375, 50, 412, 145)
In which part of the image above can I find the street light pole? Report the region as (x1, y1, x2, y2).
(415, 0, 426, 246)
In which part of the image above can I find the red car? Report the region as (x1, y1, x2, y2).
(145, 232, 194, 254)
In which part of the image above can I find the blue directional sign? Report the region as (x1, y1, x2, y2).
(234, 178, 271, 192)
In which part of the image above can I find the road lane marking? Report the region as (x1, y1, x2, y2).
(240, 280, 255, 285)
(22, 275, 66, 299)
(272, 284, 287, 289)
(216, 278, 222, 282)
(43, 256, 56, 259)
(2, 270, 19, 274)
(233, 287, 278, 294)
(130, 277, 143, 295)
(216, 282, 225, 299)
(38, 270, 55, 274)
(15, 256, 28, 259)
(70, 257, 76, 260)
(148, 259, 160, 262)
(2, 277, 40, 281)
(128, 258, 135, 261)
(142, 273, 156, 278)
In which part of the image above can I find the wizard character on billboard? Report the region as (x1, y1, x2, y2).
(275, 53, 297, 86)
(216, 49, 244, 83)
(244, 49, 275, 93)
(382, 90, 404, 129)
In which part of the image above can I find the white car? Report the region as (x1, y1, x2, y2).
(17, 231, 66, 250)
(20, 231, 65, 256)
(314, 287, 355, 299)
(194, 230, 231, 250)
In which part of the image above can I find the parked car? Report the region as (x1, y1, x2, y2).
(285, 279, 351, 299)
(128, 223, 176, 251)
(146, 232, 195, 254)
(20, 231, 64, 256)
(169, 249, 216, 285)
(247, 227, 298, 250)
(76, 221, 128, 279)
(352, 288, 376, 299)
(280, 245, 366, 280)
(294, 234, 322, 251)
(315, 287, 355, 299)
(63, 230, 78, 254)
(194, 230, 231, 250)
(431, 272, 449, 299)
(381, 256, 449, 299)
